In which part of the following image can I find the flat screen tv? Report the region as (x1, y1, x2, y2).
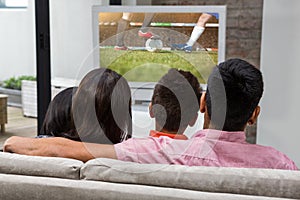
(92, 5, 226, 84)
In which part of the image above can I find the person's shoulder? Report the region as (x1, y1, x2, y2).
(113, 136, 177, 163)
(115, 136, 166, 147)
(114, 136, 185, 151)
(262, 146, 298, 170)
(190, 129, 207, 138)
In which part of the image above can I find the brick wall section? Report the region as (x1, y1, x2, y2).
(152, 0, 263, 143)
(152, 0, 263, 67)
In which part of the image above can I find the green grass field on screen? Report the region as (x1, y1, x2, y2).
(100, 48, 218, 83)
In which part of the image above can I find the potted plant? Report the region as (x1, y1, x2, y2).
(0, 76, 36, 107)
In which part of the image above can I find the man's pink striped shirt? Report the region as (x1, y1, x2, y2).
(114, 129, 298, 170)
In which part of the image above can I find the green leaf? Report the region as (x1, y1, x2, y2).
(2, 75, 36, 90)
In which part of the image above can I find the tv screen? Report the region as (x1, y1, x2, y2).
(93, 6, 226, 84)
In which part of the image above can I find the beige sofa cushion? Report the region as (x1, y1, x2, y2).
(0, 173, 289, 200)
(0, 152, 83, 179)
(81, 158, 300, 199)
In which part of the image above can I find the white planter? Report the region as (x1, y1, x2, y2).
(21, 78, 78, 118)
(21, 80, 37, 117)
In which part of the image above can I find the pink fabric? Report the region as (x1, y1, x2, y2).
(114, 129, 298, 170)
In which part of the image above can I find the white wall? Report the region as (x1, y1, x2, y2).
(50, 0, 108, 81)
(258, 0, 300, 167)
(0, 0, 109, 82)
(0, 0, 35, 81)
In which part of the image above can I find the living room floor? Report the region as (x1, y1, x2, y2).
(0, 106, 37, 148)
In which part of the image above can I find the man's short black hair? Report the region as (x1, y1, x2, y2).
(151, 69, 201, 133)
(206, 58, 264, 131)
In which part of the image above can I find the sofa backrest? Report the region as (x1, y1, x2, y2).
(0, 152, 299, 199)
(81, 158, 300, 199)
(1, 173, 288, 200)
(0, 152, 83, 179)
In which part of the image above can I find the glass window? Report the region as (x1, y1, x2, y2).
(0, 0, 28, 8)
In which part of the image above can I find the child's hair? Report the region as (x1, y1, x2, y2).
(72, 68, 132, 144)
(40, 87, 79, 140)
(151, 69, 202, 133)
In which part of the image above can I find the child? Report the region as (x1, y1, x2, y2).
(149, 69, 202, 139)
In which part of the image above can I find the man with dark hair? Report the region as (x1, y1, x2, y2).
(149, 69, 201, 139)
(4, 59, 298, 170)
(204, 58, 263, 131)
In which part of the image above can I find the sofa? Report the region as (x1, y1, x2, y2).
(0, 152, 299, 200)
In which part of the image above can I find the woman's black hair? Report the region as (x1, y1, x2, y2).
(40, 87, 80, 140)
(72, 68, 132, 144)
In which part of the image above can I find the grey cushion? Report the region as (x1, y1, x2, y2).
(0, 152, 83, 179)
(81, 158, 300, 199)
(0, 173, 289, 200)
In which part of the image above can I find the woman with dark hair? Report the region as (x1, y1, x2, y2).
(72, 68, 132, 144)
(40, 87, 79, 140)
(40, 68, 132, 144)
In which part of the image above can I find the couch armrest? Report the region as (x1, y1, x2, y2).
(0, 152, 83, 179)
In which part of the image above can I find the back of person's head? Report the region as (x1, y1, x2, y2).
(40, 87, 79, 140)
(205, 58, 264, 131)
(151, 68, 201, 133)
(73, 68, 132, 144)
